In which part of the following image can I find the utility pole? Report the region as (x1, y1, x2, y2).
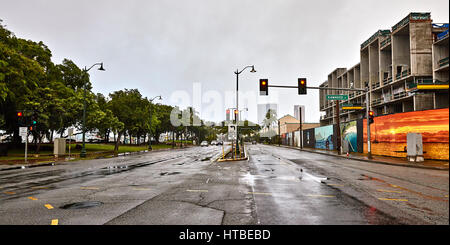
(278, 120, 281, 146)
(366, 89, 372, 159)
(335, 100, 341, 155)
(299, 106, 303, 149)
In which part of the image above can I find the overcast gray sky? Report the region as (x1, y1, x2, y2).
(1, 0, 448, 124)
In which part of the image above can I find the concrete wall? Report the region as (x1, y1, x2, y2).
(360, 48, 369, 87)
(354, 64, 361, 88)
(414, 93, 434, 111)
(379, 47, 392, 80)
(392, 30, 410, 78)
(369, 42, 380, 85)
(410, 21, 433, 76)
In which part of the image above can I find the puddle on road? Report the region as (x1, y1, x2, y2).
(159, 172, 181, 176)
(60, 201, 103, 209)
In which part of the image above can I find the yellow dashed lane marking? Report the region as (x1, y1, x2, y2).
(28, 197, 38, 200)
(45, 204, 54, 209)
(51, 219, 58, 225)
(3, 191, 15, 195)
(132, 188, 152, 191)
(248, 192, 272, 196)
(377, 189, 402, 193)
(306, 194, 335, 198)
(186, 189, 209, 192)
(80, 187, 100, 190)
(378, 198, 408, 202)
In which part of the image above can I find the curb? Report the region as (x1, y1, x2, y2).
(0, 145, 193, 171)
(273, 144, 448, 171)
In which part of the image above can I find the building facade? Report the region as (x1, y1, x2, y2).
(319, 13, 449, 126)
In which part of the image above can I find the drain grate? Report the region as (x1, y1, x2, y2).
(60, 201, 103, 209)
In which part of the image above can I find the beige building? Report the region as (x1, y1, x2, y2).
(279, 115, 320, 134)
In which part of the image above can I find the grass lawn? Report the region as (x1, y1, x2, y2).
(0, 143, 176, 162)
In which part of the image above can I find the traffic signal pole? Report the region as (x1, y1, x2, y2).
(335, 100, 341, 154)
(299, 106, 303, 149)
(366, 90, 372, 159)
(264, 84, 371, 157)
(25, 130, 28, 163)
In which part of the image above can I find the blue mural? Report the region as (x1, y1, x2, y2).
(315, 125, 334, 150)
(341, 121, 357, 152)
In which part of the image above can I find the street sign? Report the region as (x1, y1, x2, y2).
(19, 127, 27, 137)
(326, 94, 348, 100)
(228, 125, 236, 140)
(68, 128, 74, 136)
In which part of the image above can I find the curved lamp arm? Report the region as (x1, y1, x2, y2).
(85, 63, 104, 72)
(235, 65, 256, 75)
(149, 95, 162, 102)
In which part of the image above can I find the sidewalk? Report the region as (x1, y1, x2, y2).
(276, 145, 449, 171)
(0, 146, 192, 171)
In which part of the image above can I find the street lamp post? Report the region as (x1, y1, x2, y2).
(80, 63, 105, 158)
(148, 95, 162, 150)
(234, 65, 256, 156)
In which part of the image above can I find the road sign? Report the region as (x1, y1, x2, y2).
(19, 127, 27, 137)
(326, 94, 348, 100)
(228, 125, 236, 140)
(68, 128, 74, 136)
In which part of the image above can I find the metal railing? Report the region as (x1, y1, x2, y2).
(392, 13, 430, 32)
(380, 37, 391, 47)
(361, 30, 391, 49)
(372, 98, 382, 106)
(393, 91, 407, 100)
(371, 82, 381, 89)
(439, 57, 449, 67)
(407, 78, 441, 89)
(383, 77, 392, 85)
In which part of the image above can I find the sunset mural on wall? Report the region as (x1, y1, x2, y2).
(363, 108, 449, 160)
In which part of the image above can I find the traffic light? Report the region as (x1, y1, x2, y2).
(298, 78, 307, 94)
(29, 126, 33, 131)
(369, 111, 374, 124)
(234, 109, 238, 123)
(31, 114, 37, 126)
(259, 79, 268, 96)
(226, 109, 230, 121)
(17, 111, 25, 126)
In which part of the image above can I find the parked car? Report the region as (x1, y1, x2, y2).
(252, 141, 257, 145)
(210, 140, 217, 145)
(201, 141, 208, 147)
(217, 141, 223, 145)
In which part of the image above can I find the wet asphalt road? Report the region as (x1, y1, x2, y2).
(0, 144, 447, 225)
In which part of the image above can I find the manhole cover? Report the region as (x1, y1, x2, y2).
(60, 201, 103, 209)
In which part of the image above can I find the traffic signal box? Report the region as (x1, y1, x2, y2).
(369, 111, 374, 124)
(234, 109, 238, 123)
(17, 111, 25, 126)
(16, 111, 37, 128)
(298, 78, 307, 94)
(226, 109, 231, 122)
(260, 79, 268, 96)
